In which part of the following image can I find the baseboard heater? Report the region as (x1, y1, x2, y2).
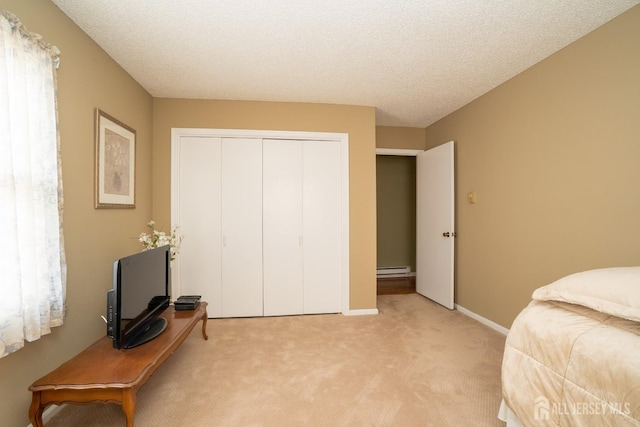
(376, 266, 412, 278)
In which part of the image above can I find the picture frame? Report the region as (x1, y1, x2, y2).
(95, 109, 136, 208)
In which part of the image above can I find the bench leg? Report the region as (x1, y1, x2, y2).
(122, 389, 136, 427)
(202, 309, 209, 340)
(28, 392, 45, 427)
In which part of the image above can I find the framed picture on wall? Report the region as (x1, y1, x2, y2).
(95, 109, 136, 208)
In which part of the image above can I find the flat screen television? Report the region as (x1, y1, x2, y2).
(107, 245, 171, 349)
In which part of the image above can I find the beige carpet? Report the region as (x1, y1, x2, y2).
(46, 294, 506, 426)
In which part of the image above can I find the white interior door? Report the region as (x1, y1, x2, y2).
(221, 138, 263, 317)
(416, 141, 455, 309)
(263, 139, 304, 316)
(175, 136, 222, 316)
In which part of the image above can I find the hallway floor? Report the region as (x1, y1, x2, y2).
(376, 276, 416, 295)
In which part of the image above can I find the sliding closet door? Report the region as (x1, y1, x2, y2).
(303, 141, 342, 314)
(263, 140, 304, 316)
(221, 138, 263, 317)
(173, 131, 347, 318)
(176, 136, 222, 316)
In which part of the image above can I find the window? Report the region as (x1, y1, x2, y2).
(0, 10, 66, 358)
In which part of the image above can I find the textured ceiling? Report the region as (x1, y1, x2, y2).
(51, 0, 639, 127)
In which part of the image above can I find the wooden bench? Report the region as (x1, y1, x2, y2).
(29, 302, 208, 427)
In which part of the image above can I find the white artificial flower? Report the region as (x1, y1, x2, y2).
(138, 220, 183, 260)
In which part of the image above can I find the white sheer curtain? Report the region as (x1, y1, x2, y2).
(0, 11, 66, 359)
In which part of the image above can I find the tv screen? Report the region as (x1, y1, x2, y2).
(107, 245, 171, 349)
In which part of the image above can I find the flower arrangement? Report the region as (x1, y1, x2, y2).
(138, 220, 183, 261)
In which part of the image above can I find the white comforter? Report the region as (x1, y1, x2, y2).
(501, 300, 640, 426)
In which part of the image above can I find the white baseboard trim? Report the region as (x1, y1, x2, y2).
(455, 304, 510, 336)
(28, 404, 65, 427)
(343, 308, 379, 316)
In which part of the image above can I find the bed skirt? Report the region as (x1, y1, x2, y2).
(498, 399, 524, 427)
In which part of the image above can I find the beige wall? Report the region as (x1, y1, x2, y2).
(152, 99, 378, 311)
(0, 0, 153, 425)
(426, 5, 640, 328)
(376, 126, 426, 150)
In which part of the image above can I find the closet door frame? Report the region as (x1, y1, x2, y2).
(171, 128, 350, 315)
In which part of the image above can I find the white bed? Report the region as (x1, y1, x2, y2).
(499, 267, 640, 426)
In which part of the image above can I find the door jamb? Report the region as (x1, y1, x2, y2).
(376, 148, 423, 157)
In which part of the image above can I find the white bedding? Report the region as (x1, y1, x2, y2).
(501, 299, 640, 426)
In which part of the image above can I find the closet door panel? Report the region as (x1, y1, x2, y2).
(303, 141, 342, 314)
(177, 137, 222, 316)
(221, 138, 263, 317)
(263, 140, 304, 316)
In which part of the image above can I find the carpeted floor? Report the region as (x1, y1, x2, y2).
(46, 294, 506, 426)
